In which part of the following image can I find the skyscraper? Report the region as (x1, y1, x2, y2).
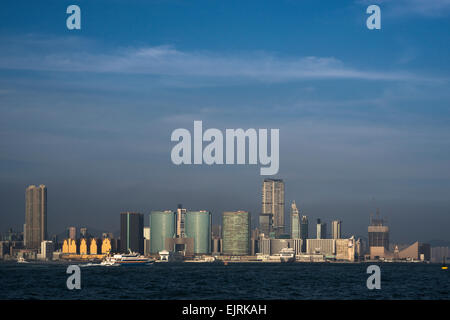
(120, 212, 144, 254)
(262, 179, 285, 236)
(316, 219, 327, 239)
(68, 226, 76, 240)
(80, 227, 88, 238)
(300, 215, 309, 239)
(291, 201, 300, 239)
(300, 215, 309, 252)
(368, 214, 389, 249)
(24, 185, 47, 249)
(331, 220, 342, 239)
(258, 213, 273, 238)
(185, 211, 211, 254)
(222, 211, 251, 255)
(175, 204, 187, 238)
(149, 210, 175, 254)
(368, 211, 389, 259)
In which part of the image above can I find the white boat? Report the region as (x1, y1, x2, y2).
(100, 259, 119, 266)
(17, 257, 29, 264)
(102, 250, 154, 266)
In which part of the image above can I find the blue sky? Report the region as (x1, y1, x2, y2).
(1, 0, 450, 243)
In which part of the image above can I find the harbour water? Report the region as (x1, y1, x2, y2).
(0, 262, 448, 300)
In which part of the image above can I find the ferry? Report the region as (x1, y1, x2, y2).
(101, 251, 154, 266)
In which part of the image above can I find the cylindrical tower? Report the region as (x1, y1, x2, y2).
(185, 211, 211, 255)
(149, 211, 175, 254)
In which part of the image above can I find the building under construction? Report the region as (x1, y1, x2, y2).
(368, 211, 389, 259)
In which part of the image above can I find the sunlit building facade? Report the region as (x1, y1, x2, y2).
(222, 211, 251, 255)
(262, 179, 285, 236)
(25, 185, 47, 249)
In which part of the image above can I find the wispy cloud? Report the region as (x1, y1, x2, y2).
(357, 0, 450, 17)
(0, 34, 422, 83)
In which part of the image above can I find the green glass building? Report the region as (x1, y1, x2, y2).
(185, 211, 211, 254)
(222, 211, 251, 255)
(149, 210, 175, 254)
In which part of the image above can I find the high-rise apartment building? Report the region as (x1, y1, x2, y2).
(368, 215, 389, 249)
(262, 179, 285, 236)
(331, 220, 342, 239)
(68, 227, 76, 240)
(316, 219, 327, 239)
(368, 212, 389, 259)
(300, 215, 309, 240)
(24, 185, 47, 249)
(291, 201, 300, 239)
(120, 212, 144, 254)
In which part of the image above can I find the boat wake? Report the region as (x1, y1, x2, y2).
(79, 263, 119, 267)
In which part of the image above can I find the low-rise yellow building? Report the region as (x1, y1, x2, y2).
(61, 237, 112, 260)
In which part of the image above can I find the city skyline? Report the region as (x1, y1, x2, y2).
(1, 1, 450, 306)
(1, 182, 443, 248)
(0, 182, 442, 265)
